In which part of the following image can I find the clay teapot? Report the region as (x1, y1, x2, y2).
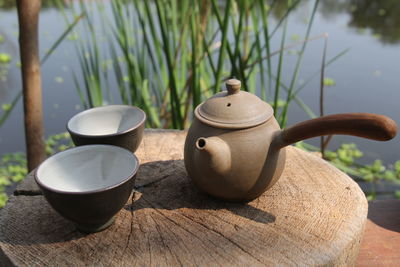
(184, 79, 397, 202)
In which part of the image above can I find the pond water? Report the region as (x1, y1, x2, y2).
(0, 1, 399, 184)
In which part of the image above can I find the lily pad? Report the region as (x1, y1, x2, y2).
(378, 9, 386, 16)
(0, 53, 11, 63)
(372, 33, 381, 40)
(67, 33, 79, 41)
(373, 70, 382, 77)
(0, 193, 8, 208)
(291, 34, 300, 42)
(350, 5, 357, 12)
(54, 76, 64, 83)
(2, 103, 11, 112)
(323, 77, 336, 86)
(356, 28, 366, 34)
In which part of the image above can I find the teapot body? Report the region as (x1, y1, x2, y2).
(184, 78, 397, 201)
(184, 117, 286, 202)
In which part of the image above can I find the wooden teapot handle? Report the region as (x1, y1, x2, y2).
(273, 113, 397, 148)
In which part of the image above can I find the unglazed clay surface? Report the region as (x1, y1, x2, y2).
(67, 105, 145, 136)
(184, 117, 286, 201)
(36, 145, 137, 192)
(184, 79, 396, 201)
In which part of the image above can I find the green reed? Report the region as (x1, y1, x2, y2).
(71, 0, 338, 130)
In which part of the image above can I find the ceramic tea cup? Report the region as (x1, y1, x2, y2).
(67, 105, 146, 152)
(35, 145, 139, 233)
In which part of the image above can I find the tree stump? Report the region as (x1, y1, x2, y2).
(356, 200, 400, 266)
(0, 129, 367, 266)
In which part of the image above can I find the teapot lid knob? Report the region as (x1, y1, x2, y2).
(226, 79, 241, 95)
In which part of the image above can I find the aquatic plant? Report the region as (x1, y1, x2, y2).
(0, 53, 11, 63)
(295, 141, 400, 200)
(69, 0, 349, 130)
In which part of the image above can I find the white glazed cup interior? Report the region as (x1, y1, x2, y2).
(36, 145, 138, 193)
(67, 105, 146, 136)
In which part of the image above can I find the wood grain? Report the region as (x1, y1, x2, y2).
(1, 129, 368, 266)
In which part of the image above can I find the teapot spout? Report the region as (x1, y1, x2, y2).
(195, 136, 231, 176)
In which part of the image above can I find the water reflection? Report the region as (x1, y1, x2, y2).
(1, 0, 399, 44)
(262, 0, 307, 21)
(320, 0, 400, 44)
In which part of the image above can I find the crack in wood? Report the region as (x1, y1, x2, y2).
(13, 190, 42, 196)
(134, 175, 170, 190)
(122, 192, 135, 258)
(179, 212, 265, 265)
(142, 198, 218, 251)
(147, 235, 152, 267)
(156, 138, 167, 159)
(158, 212, 207, 266)
(150, 213, 184, 267)
(142, 197, 240, 264)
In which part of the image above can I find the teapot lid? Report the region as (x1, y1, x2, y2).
(195, 79, 273, 129)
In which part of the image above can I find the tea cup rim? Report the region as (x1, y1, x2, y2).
(34, 144, 139, 195)
(66, 105, 146, 138)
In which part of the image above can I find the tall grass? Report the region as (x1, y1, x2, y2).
(71, 0, 339, 130)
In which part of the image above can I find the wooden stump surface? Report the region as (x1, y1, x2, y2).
(0, 129, 368, 266)
(356, 199, 400, 266)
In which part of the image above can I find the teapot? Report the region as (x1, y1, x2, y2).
(184, 79, 397, 202)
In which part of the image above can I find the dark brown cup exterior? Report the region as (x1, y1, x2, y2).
(35, 173, 135, 232)
(68, 123, 144, 153)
